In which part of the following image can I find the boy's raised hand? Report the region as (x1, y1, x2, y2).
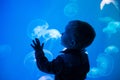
(31, 38, 44, 52)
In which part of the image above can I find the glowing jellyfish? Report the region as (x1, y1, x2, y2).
(24, 49, 53, 69)
(96, 54, 114, 76)
(38, 75, 53, 80)
(64, 3, 79, 17)
(87, 67, 102, 78)
(0, 44, 12, 54)
(104, 45, 119, 55)
(99, 17, 114, 23)
(24, 51, 37, 73)
(43, 29, 61, 41)
(27, 19, 49, 39)
(100, 0, 119, 10)
(103, 21, 120, 37)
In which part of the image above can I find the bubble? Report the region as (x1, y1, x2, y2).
(96, 54, 114, 76)
(43, 29, 61, 41)
(27, 19, 49, 39)
(64, 3, 79, 17)
(104, 45, 119, 55)
(87, 67, 102, 78)
(103, 21, 120, 37)
(38, 75, 53, 80)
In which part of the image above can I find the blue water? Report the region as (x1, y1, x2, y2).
(0, 0, 120, 80)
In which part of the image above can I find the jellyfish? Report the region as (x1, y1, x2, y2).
(24, 49, 53, 70)
(24, 51, 37, 73)
(38, 75, 54, 80)
(104, 45, 119, 55)
(96, 54, 114, 76)
(100, 0, 119, 11)
(87, 67, 102, 78)
(43, 49, 54, 61)
(27, 19, 49, 39)
(64, 3, 79, 17)
(42, 29, 61, 42)
(103, 21, 120, 37)
(99, 17, 114, 23)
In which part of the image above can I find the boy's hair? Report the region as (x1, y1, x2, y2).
(68, 20, 96, 48)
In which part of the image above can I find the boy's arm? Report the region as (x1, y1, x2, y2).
(35, 51, 64, 74)
(31, 38, 64, 74)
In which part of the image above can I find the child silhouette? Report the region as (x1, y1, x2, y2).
(31, 20, 96, 80)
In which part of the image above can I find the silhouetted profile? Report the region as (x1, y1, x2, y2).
(31, 20, 96, 80)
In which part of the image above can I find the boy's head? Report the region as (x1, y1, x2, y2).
(61, 20, 96, 49)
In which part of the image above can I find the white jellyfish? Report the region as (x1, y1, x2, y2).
(104, 45, 119, 55)
(64, 3, 79, 17)
(24, 51, 37, 73)
(42, 29, 61, 42)
(38, 75, 54, 80)
(24, 49, 53, 71)
(100, 0, 119, 11)
(99, 17, 114, 23)
(43, 49, 54, 61)
(88, 53, 114, 78)
(87, 67, 102, 78)
(103, 21, 120, 37)
(27, 19, 49, 39)
(96, 54, 114, 76)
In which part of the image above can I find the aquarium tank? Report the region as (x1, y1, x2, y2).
(0, 0, 120, 80)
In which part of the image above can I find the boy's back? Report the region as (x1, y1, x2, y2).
(55, 49, 90, 80)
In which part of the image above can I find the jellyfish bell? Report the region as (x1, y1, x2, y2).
(42, 29, 61, 41)
(87, 67, 102, 78)
(43, 49, 53, 61)
(38, 75, 54, 80)
(27, 19, 49, 39)
(99, 17, 114, 23)
(24, 51, 37, 72)
(64, 3, 79, 17)
(104, 45, 119, 55)
(96, 53, 114, 76)
(100, 0, 118, 10)
(24, 49, 53, 70)
(103, 21, 120, 37)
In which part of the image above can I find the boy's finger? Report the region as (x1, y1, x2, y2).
(31, 44, 35, 49)
(35, 38, 40, 44)
(32, 40, 36, 46)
